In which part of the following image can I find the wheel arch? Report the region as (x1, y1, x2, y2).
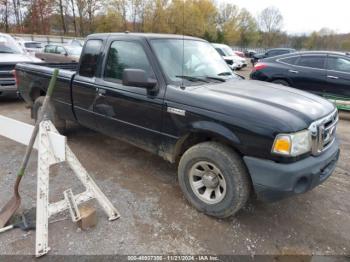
(29, 82, 46, 105)
(270, 76, 292, 86)
(173, 121, 241, 163)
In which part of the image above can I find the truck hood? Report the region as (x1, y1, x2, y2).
(167, 79, 335, 133)
(0, 53, 42, 63)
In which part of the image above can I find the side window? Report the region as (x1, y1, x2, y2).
(44, 45, 55, 53)
(270, 51, 279, 56)
(327, 56, 350, 73)
(297, 56, 325, 69)
(215, 48, 225, 56)
(56, 46, 66, 55)
(267, 50, 279, 57)
(280, 56, 299, 65)
(104, 41, 155, 82)
(270, 50, 287, 57)
(79, 40, 103, 78)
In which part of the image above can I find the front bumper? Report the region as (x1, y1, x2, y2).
(0, 77, 17, 95)
(0, 84, 17, 95)
(243, 139, 340, 202)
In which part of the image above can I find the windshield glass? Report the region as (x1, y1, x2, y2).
(151, 39, 237, 84)
(222, 46, 235, 56)
(65, 46, 82, 56)
(0, 35, 24, 54)
(24, 42, 42, 49)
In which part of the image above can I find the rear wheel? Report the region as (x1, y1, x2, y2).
(33, 96, 66, 133)
(178, 141, 251, 218)
(272, 79, 290, 86)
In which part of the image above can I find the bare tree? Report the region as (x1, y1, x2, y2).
(70, 0, 78, 36)
(0, 0, 10, 32)
(86, 0, 101, 33)
(258, 6, 283, 47)
(57, 0, 67, 34)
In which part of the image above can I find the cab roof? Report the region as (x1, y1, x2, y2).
(87, 32, 205, 41)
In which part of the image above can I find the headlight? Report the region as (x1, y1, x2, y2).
(272, 130, 311, 156)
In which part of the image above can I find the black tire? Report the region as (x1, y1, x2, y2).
(272, 79, 290, 86)
(178, 141, 251, 218)
(33, 96, 66, 133)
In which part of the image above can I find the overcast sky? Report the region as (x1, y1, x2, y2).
(219, 0, 350, 35)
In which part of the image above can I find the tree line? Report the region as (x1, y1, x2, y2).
(0, 0, 349, 50)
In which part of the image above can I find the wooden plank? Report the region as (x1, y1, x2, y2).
(0, 115, 66, 161)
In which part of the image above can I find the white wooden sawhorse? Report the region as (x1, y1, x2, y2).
(0, 115, 120, 257)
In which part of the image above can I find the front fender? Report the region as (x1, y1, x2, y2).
(169, 121, 241, 163)
(190, 121, 241, 145)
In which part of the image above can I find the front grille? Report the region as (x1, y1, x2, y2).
(0, 64, 16, 71)
(309, 110, 338, 155)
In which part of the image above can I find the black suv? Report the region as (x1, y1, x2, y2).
(250, 51, 350, 102)
(251, 48, 296, 65)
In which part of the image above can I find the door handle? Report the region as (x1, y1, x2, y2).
(98, 89, 106, 96)
(288, 70, 299, 74)
(327, 75, 339, 79)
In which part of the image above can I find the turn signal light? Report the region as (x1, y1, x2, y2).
(272, 136, 291, 155)
(12, 70, 19, 87)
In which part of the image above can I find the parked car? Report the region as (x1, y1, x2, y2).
(234, 50, 245, 58)
(36, 44, 82, 63)
(67, 39, 85, 47)
(250, 51, 350, 108)
(0, 33, 42, 97)
(18, 41, 43, 54)
(251, 48, 296, 65)
(16, 33, 339, 218)
(212, 43, 247, 70)
(244, 49, 256, 58)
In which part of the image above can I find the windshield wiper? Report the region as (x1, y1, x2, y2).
(0, 51, 14, 54)
(204, 76, 226, 82)
(217, 71, 232, 76)
(175, 75, 210, 83)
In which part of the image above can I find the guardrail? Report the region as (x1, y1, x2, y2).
(11, 33, 85, 45)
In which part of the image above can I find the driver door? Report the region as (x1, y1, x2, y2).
(94, 38, 164, 154)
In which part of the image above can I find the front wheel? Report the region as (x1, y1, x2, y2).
(178, 142, 251, 218)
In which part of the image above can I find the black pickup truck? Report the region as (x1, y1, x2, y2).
(16, 33, 340, 218)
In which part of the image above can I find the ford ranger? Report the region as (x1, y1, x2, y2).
(15, 33, 340, 218)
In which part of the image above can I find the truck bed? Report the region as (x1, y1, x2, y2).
(15, 62, 77, 119)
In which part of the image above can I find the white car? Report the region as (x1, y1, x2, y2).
(18, 41, 43, 54)
(0, 33, 42, 96)
(212, 43, 247, 70)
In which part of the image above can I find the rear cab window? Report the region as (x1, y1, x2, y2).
(79, 39, 103, 77)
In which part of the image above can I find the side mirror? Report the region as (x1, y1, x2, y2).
(122, 69, 157, 89)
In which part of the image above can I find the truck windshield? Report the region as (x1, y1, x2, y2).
(0, 35, 24, 54)
(150, 39, 237, 84)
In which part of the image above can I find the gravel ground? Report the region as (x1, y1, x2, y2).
(0, 94, 349, 257)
